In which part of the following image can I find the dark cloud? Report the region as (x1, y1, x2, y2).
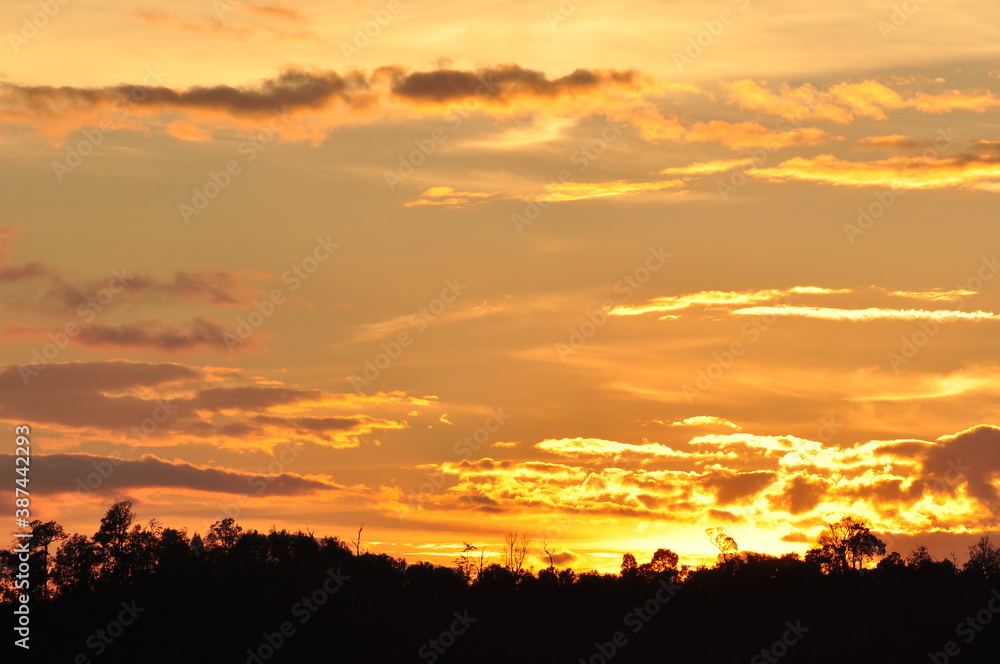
(0, 360, 198, 429)
(455, 494, 503, 512)
(779, 531, 811, 543)
(922, 425, 1000, 509)
(49, 270, 257, 309)
(0, 65, 643, 128)
(2, 68, 361, 119)
(772, 476, 828, 515)
(707, 508, 740, 522)
(72, 318, 233, 352)
(0, 359, 199, 392)
(457, 458, 512, 471)
(0, 362, 317, 436)
(252, 414, 369, 432)
(540, 550, 577, 566)
(841, 478, 923, 505)
(702, 470, 776, 505)
(0, 261, 48, 282)
(390, 64, 640, 103)
(13, 453, 335, 496)
(0, 226, 50, 282)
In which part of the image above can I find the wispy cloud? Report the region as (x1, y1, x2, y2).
(730, 306, 1000, 322)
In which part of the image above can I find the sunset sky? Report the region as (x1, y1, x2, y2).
(3, 0, 1000, 573)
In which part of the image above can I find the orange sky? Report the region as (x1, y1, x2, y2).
(3, 0, 1000, 573)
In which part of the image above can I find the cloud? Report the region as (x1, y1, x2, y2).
(0, 226, 50, 283)
(539, 550, 577, 566)
(536, 179, 687, 202)
(379, 426, 1000, 540)
(923, 425, 1000, 510)
(404, 178, 689, 207)
(886, 289, 976, 303)
(726, 79, 1000, 123)
(0, 233, 269, 315)
(535, 437, 699, 460)
(852, 134, 926, 151)
(729, 306, 1000, 322)
(389, 66, 645, 103)
(14, 453, 336, 496)
(0, 65, 836, 150)
(671, 416, 741, 430)
(658, 158, 757, 176)
(403, 186, 503, 208)
(611, 286, 995, 320)
(0, 360, 415, 449)
(724, 80, 854, 123)
(0, 318, 239, 353)
(749, 153, 1000, 191)
(246, 4, 306, 22)
(609, 286, 851, 317)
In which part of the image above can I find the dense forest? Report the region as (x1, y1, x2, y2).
(4, 501, 1000, 663)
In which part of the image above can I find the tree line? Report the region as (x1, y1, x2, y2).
(3, 502, 1000, 663)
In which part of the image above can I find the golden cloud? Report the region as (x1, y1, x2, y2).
(750, 153, 1000, 190)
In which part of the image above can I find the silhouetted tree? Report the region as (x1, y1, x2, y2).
(814, 515, 886, 572)
(877, 551, 905, 571)
(27, 519, 66, 600)
(638, 548, 679, 580)
(706, 526, 738, 564)
(14, 500, 1000, 664)
(454, 542, 478, 581)
(206, 517, 243, 551)
(501, 531, 532, 575)
(542, 537, 556, 571)
(52, 534, 99, 596)
(94, 500, 137, 583)
(963, 534, 1000, 581)
(906, 545, 934, 569)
